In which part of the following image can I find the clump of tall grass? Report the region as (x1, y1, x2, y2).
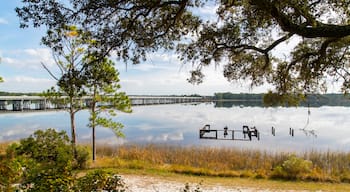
(94, 144, 350, 183)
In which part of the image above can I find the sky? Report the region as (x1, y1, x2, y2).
(0, 1, 339, 96)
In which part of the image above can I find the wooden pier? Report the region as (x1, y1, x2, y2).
(199, 124, 260, 141)
(0, 95, 203, 112)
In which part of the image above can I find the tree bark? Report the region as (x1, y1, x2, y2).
(92, 88, 97, 162)
(69, 98, 77, 159)
(70, 108, 77, 146)
(92, 103, 96, 162)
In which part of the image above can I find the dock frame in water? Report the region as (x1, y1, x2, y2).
(199, 124, 260, 141)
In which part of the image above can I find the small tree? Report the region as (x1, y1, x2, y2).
(42, 26, 87, 147)
(42, 26, 132, 160)
(84, 56, 132, 161)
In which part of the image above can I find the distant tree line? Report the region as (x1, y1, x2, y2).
(213, 92, 350, 107)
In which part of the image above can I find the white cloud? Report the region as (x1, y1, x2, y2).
(146, 52, 179, 63)
(2, 48, 55, 70)
(136, 123, 157, 131)
(0, 18, 9, 24)
(0, 76, 55, 92)
(119, 63, 271, 95)
(2, 57, 16, 64)
(120, 52, 181, 72)
(128, 63, 162, 72)
(11, 76, 52, 83)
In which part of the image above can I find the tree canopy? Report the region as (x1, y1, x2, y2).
(16, 0, 350, 103)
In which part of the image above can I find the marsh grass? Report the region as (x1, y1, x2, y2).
(2, 141, 350, 183)
(93, 144, 350, 183)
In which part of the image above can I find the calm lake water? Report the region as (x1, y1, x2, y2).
(1, 102, 350, 152)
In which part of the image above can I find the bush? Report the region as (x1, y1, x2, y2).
(0, 129, 137, 191)
(75, 170, 128, 192)
(0, 129, 90, 191)
(271, 155, 313, 180)
(14, 129, 76, 191)
(74, 145, 90, 169)
(0, 155, 22, 192)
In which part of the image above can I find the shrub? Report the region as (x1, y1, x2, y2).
(0, 129, 90, 191)
(74, 145, 90, 169)
(0, 155, 22, 192)
(13, 129, 76, 191)
(75, 169, 128, 192)
(271, 155, 313, 180)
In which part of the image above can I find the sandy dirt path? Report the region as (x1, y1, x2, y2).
(121, 175, 313, 192)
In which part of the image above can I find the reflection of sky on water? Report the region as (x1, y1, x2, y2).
(1, 103, 350, 152)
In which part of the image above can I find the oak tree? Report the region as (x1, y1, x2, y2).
(16, 0, 350, 104)
(179, 0, 350, 105)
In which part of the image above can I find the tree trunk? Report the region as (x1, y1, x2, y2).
(92, 122, 96, 161)
(92, 104, 96, 161)
(70, 110, 77, 146)
(92, 89, 97, 162)
(69, 99, 77, 159)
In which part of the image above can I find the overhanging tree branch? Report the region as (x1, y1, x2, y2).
(262, 0, 350, 38)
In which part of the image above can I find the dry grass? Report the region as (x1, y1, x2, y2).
(92, 144, 350, 183)
(3, 141, 350, 184)
(0, 142, 14, 155)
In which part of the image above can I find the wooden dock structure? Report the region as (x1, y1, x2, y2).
(199, 124, 260, 141)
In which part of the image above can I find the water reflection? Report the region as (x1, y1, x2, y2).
(1, 103, 350, 152)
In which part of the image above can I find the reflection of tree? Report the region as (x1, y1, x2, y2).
(214, 97, 350, 107)
(214, 93, 350, 107)
(214, 101, 263, 108)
